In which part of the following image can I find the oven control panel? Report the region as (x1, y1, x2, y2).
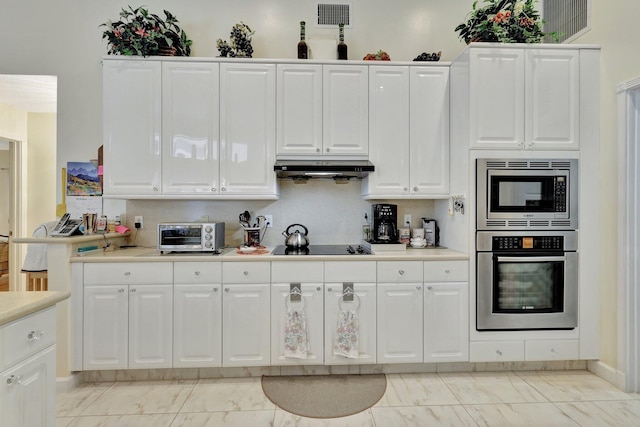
(492, 235, 564, 251)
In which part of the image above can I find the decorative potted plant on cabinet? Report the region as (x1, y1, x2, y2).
(100, 5, 192, 56)
(455, 0, 557, 44)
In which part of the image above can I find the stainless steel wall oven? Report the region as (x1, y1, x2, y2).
(476, 230, 578, 331)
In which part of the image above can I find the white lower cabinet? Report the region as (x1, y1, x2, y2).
(222, 284, 270, 366)
(324, 283, 376, 365)
(271, 283, 325, 365)
(1, 346, 56, 427)
(83, 285, 129, 370)
(83, 263, 173, 370)
(271, 261, 325, 365)
(1, 307, 57, 427)
(525, 339, 579, 361)
(470, 340, 525, 362)
(376, 261, 424, 363)
(173, 263, 222, 368)
(424, 282, 469, 362)
(423, 260, 469, 363)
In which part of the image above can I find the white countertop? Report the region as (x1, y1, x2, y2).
(0, 291, 70, 326)
(69, 246, 468, 262)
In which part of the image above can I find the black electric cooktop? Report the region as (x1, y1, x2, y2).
(272, 244, 371, 256)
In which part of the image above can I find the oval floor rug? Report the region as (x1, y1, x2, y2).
(261, 374, 386, 419)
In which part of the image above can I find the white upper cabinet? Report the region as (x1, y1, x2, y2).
(219, 63, 278, 196)
(162, 62, 220, 194)
(469, 47, 580, 150)
(363, 65, 449, 198)
(323, 65, 369, 156)
(103, 60, 162, 196)
(276, 64, 323, 156)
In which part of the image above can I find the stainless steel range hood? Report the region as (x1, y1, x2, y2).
(274, 160, 375, 181)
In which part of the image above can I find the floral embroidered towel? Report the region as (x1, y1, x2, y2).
(284, 308, 308, 359)
(333, 309, 359, 358)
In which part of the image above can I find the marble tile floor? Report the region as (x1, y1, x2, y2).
(56, 370, 640, 426)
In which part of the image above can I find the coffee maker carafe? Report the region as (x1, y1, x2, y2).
(371, 204, 398, 243)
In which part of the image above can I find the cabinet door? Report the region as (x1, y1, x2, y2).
(377, 283, 423, 363)
(276, 64, 323, 156)
(410, 67, 450, 195)
(366, 66, 410, 195)
(424, 282, 469, 362)
(222, 283, 270, 366)
(0, 346, 55, 427)
(324, 282, 376, 365)
(83, 285, 128, 370)
(129, 285, 173, 369)
(162, 62, 220, 194)
(525, 49, 580, 150)
(271, 283, 324, 365)
(174, 284, 222, 367)
(219, 63, 277, 195)
(103, 60, 162, 195)
(323, 65, 369, 155)
(469, 49, 525, 149)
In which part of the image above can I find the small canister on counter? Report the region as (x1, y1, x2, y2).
(399, 228, 411, 244)
(243, 227, 261, 246)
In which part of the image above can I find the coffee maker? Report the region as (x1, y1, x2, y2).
(371, 204, 398, 243)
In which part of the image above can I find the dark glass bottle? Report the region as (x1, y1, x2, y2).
(337, 23, 347, 60)
(297, 21, 308, 59)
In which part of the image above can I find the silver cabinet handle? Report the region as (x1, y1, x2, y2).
(221, 187, 227, 192)
(316, 287, 321, 292)
(316, 148, 320, 153)
(130, 288, 136, 293)
(211, 187, 216, 192)
(413, 187, 418, 192)
(6, 375, 21, 385)
(496, 350, 503, 356)
(27, 330, 44, 341)
(416, 286, 422, 291)
(327, 287, 332, 292)
(427, 286, 433, 291)
(213, 287, 218, 292)
(398, 270, 405, 275)
(194, 271, 201, 276)
(224, 288, 230, 292)
(124, 271, 131, 276)
(243, 271, 249, 276)
(551, 348, 558, 354)
(444, 269, 450, 274)
(153, 187, 159, 192)
(118, 288, 125, 293)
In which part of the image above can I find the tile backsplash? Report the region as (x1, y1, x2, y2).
(125, 180, 435, 249)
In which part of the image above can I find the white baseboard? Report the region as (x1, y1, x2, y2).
(56, 372, 82, 393)
(588, 360, 627, 390)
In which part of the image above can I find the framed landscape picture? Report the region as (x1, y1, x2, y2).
(66, 161, 102, 196)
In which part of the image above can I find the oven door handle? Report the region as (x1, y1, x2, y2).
(496, 255, 566, 263)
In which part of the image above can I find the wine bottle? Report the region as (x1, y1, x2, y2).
(297, 21, 308, 59)
(337, 23, 347, 60)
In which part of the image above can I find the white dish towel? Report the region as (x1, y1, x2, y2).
(333, 309, 359, 358)
(283, 308, 308, 359)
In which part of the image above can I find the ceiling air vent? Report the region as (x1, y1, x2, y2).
(316, 2, 352, 28)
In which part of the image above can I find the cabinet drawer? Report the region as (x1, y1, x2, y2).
(470, 340, 524, 362)
(377, 261, 423, 283)
(424, 260, 468, 282)
(223, 262, 270, 283)
(174, 262, 222, 284)
(1, 307, 56, 370)
(525, 339, 579, 361)
(272, 261, 323, 283)
(84, 262, 173, 285)
(324, 261, 376, 283)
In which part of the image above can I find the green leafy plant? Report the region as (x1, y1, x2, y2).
(455, 0, 557, 44)
(100, 6, 192, 56)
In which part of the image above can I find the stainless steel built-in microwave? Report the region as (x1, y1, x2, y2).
(158, 223, 225, 253)
(477, 159, 578, 230)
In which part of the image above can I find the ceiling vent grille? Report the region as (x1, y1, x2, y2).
(316, 2, 352, 28)
(543, 0, 589, 43)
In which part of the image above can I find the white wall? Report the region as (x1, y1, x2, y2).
(26, 113, 56, 234)
(0, 0, 635, 369)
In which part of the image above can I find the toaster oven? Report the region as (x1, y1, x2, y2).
(157, 223, 225, 253)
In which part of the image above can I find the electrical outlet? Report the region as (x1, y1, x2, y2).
(403, 214, 412, 227)
(134, 215, 143, 229)
(264, 215, 273, 228)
